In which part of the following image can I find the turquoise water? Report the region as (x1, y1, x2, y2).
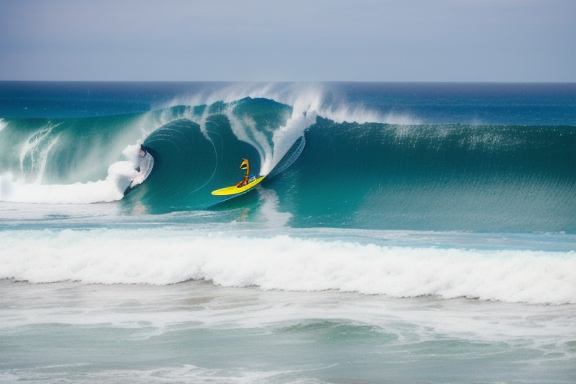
(1, 82, 575, 383)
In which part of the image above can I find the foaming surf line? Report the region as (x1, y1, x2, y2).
(1, 228, 574, 305)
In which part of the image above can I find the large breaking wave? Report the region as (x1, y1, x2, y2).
(1, 87, 575, 232)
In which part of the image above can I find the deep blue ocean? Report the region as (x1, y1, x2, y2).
(1, 82, 575, 384)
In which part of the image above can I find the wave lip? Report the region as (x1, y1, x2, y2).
(1, 229, 574, 305)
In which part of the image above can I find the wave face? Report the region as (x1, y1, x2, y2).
(1, 82, 575, 232)
(129, 99, 295, 210)
(281, 119, 576, 231)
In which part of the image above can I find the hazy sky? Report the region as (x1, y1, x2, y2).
(1, 0, 574, 82)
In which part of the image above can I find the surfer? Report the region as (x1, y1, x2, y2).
(211, 158, 265, 197)
(236, 158, 250, 187)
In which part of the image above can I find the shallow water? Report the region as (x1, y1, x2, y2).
(1, 279, 575, 384)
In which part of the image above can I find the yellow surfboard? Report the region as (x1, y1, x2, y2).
(211, 175, 266, 196)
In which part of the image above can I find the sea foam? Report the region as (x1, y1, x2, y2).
(1, 228, 574, 305)
(0, 145, 144, 204)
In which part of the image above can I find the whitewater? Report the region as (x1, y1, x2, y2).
(1, 81, 575, 384)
